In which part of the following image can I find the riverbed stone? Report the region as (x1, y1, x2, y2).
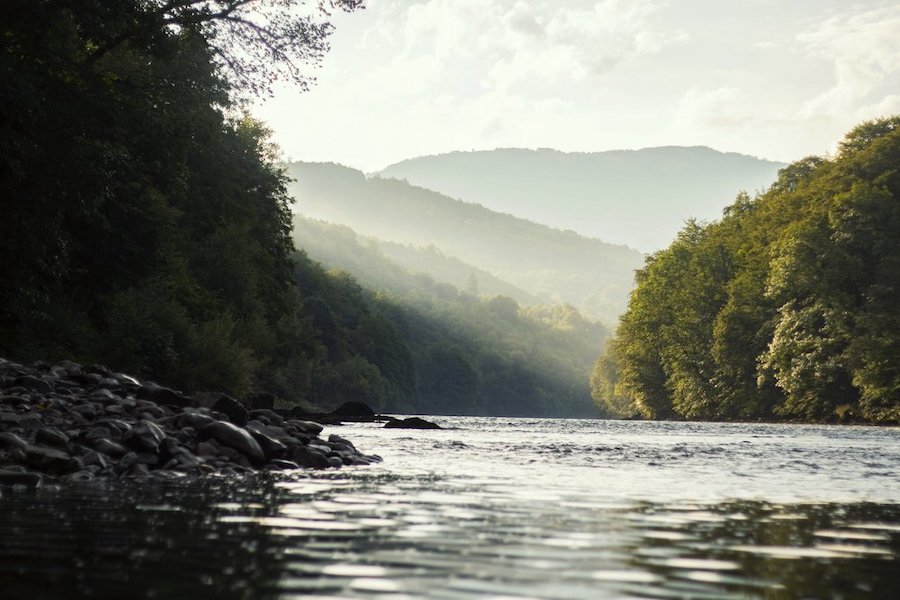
(0, 356, 380, 482)
(286, 419, 324, 436)
(92, 438, 128, 458)
(0, 431, 28, 450)
(384, 417, 442, 430)
(36, 427, 71, 450)
(200, 421, 264, 464)
(23, 444, 78, 474)
(122, 421, 166, 453)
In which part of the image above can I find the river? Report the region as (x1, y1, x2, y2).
(1, 418, 898, 598)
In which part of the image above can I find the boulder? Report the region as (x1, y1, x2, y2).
(200, 421, 265, 464)
(122, 421, 166, 453)
(384, 417, 442, 430)
(138, 381, 191, 408)
(195, 392, 248, 427)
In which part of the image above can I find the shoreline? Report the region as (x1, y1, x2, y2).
(0, 358, 382, 488)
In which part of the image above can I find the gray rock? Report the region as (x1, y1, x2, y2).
(289, 445, 331, 469)
(178, 411, 216, 430)
(36, 427, 70, 450)
(84, 426, 112, 443)
(0, 469, 43, 487)
(212, 394, 248, 427)
(245, 424, 288, 459)
(70, 403, 99, 419)
(384, 417, 442, 430)
(0, 431, 28, 450)
(92, 438, 128, 458)
(118, 451, 139, 471)
(249, 408, 284, 426)
(122, 421, 165, 453)
(200, 421, 265, 464)
(286, 419, 324, 436)
(80, 451, 108, 470)
(13, 375, 53, 394)
(24, 444, 78, 474)
(138, 381, 191, 408)
(267, 459, 300, 470)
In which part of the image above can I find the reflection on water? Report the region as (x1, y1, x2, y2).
(0, 418, 898, 599)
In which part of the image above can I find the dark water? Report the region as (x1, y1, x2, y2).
(1, 418, 898, 599)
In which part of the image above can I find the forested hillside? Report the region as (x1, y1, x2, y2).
(285, 162, 643, 323)
(291, 216, 607, 417)
(0, 1, 370, 399)
(592, 118, 900, 424)
(291, 218, 540, 305)
(378, 147, 784, 251)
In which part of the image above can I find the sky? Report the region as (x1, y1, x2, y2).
(253, 0, 900, 173)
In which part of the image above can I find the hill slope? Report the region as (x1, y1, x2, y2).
(285, 162, 643, 323)
(291, 215, 607, 417)
(377, 147, 784, 251)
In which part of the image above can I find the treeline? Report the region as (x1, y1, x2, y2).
(592, 118, 900, 424)
(292, 216, 607, 416)
(0, 1, 368, 404)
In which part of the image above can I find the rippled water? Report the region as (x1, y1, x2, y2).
(1, 418, 899, 599)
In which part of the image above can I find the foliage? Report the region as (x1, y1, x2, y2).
(0, 0, 360, 401)
(592, 117, 900, 424)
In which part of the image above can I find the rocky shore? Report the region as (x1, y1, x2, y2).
(0, 358, 382, 488)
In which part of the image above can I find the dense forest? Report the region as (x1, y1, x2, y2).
(291, 216, 607, 416)
(378, 146, 783, 251)
(285, 161, 643, 323)
(592, 118, 900, 424)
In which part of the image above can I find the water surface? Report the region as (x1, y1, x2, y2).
(1, 418, 898, 598)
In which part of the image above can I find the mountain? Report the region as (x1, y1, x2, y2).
(376, 147, 785, 251)
(290, 215, 608, 417)
(284, 162, 644, 324)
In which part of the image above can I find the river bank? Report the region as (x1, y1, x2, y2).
(0, 357, 381, 487)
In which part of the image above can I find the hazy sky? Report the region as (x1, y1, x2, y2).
(253, 0, 900, 172)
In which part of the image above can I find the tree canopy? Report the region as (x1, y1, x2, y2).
(592, 117, 900, 424)
(0, 0, 362, 400)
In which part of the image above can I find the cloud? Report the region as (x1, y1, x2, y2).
(370, 0, 688, 93)
(797, 5, 900, 119)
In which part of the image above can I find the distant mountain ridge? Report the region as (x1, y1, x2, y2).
(376, 146, 785, 251)
(285, 162, 643, 323)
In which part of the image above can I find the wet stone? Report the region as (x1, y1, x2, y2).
(0, 356, 379, 482)
(122, 421, 166, 453)
(286, 420, 324, 436)
(0, 432, 28, 450)
(200, 421, 264, 464)
(24, 445, 78, 474)
(93, 438, 128, 459)
(0, 469, 43, 487)
(249, 409, 284, 427)
(13, 375, 53, 394)
(267, 459, 300, 470)
(36, 427, 70, 450)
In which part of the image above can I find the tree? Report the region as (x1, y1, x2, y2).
(594, 116, 900, 424)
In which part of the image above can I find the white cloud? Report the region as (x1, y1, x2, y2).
(797, 5, 900, 118)
(373, 0, 687, 94)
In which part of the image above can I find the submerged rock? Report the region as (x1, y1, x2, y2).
(384, 417, 442, 430)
